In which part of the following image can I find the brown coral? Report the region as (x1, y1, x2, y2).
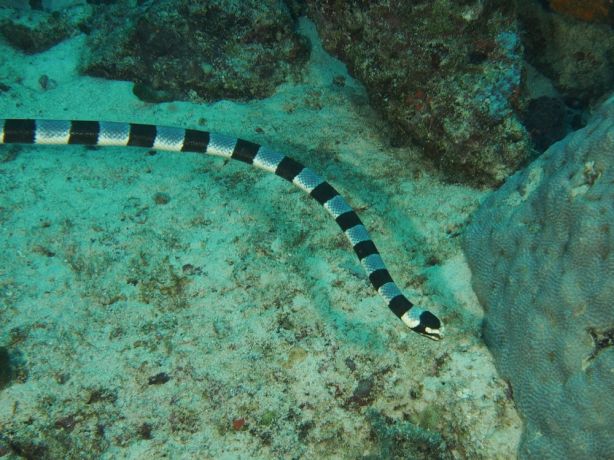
(548, 0, 613, 23)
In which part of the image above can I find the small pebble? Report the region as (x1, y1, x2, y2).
(153, 192, 171, 205)
(232, 417, 246, 431)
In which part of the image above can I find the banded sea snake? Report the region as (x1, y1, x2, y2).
(0, 119, 443, 340)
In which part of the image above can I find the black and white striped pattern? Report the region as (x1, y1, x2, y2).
(0, 119, 443, 340)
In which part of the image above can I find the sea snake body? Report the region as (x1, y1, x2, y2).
(0, 119, 443, 340)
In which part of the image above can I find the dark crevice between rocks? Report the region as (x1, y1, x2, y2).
(0, 345, 28, 390)
(587, 327, 614, 362)
(521, 95, 588, 153)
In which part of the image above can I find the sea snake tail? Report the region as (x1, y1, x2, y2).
(0, 119, 443, 340)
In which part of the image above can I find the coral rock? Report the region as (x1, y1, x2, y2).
(520, 0, 614, 106)
(81, 0, 310, 103)
(463, 94, 614, 458)
(305, 0, 531, 186)
(548, 0, 613, 23)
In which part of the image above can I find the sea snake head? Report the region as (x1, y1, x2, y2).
(401, 308, 444, 341)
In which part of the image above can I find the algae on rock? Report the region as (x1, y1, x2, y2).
(305, 0, 531, 186)
(81, 0, 310, 103)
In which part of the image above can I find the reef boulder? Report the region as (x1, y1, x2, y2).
(463, 94, 614, 458)
(81, 0, 310, 103)
(519, 0, 614, 108)
(305, 0, 531, 186)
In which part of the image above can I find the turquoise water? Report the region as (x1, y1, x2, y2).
(3, 1, 609, 458)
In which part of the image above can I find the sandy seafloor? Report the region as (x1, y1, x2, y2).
(0, 17, 522, 460)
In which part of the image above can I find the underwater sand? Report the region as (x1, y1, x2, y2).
(0, 18, 522, 459)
